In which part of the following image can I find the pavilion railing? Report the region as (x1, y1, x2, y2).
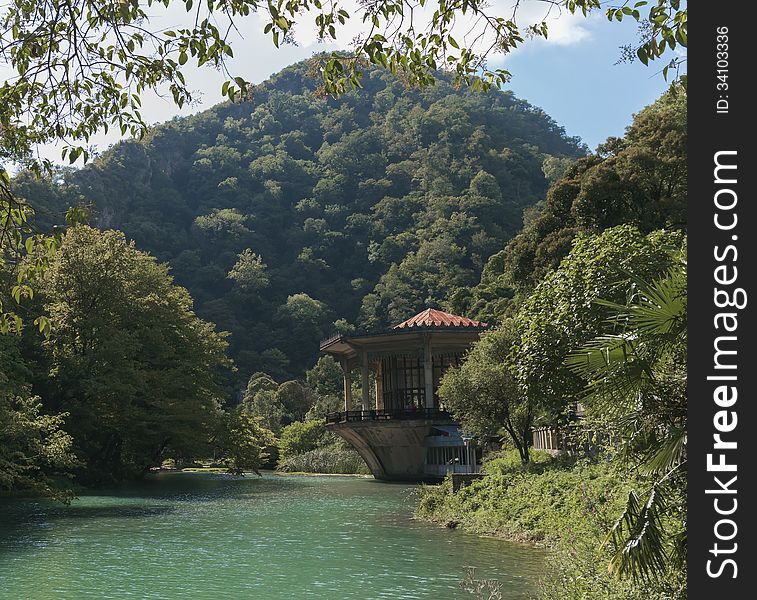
(325, 408, 453, 424)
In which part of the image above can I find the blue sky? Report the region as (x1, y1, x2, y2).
(502, 16, 680, 150)
(28, 3, 682, 163)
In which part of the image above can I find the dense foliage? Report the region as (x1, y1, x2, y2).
(438, 318, 533, 463)
(416, 451, 685, 598)
(567, 258, 687, 581)
(440, 226, 683, 460)
(2, 46, 689, 594)
(278, 420, 330, 461)
(1, 225, 281, 492)
(212, 409, 276, 475)
(19, 60, 584, 384)
(36, 226, 233, 483)
(277, 446, 370, 475)
(427, 89, 687, 592)
(513, 225, 684, 424)
(276, 417, 368, 474)
(0, 336, 76, 500)
(463, 87, 686, 322)
(1, 0, 686, 340)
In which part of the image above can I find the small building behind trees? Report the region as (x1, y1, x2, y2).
(320, 308, 486, 481)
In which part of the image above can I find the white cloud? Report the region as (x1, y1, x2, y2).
(508, 1, 596, 46)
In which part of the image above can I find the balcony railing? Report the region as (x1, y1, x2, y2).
(325, 408, 453, 424)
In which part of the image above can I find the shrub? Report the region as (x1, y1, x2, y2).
(278, 420, 329, 462)
(483, 448, 554, 475)
(277, 445, 370, 475)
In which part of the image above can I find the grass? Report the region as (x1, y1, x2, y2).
(416, 449, 627, 544)
(179, 467, 229, 473)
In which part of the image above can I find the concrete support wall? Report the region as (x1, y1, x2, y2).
(328, 418, 457, 482)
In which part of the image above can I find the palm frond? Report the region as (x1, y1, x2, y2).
(600, 265, 687, 338)
(565, 334, 633, 378)
(625, 271, 686, 337)
(569, 259, 687, 582)
(641, 429, 687, 476)
(605, 485, 669, 580)
(566, 335, 654, 418)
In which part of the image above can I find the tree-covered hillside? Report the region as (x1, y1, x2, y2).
(20, 60, 584, 384)
(460, 87, 687, 323)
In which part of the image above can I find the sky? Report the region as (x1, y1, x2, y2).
(24, 2, 683, 164)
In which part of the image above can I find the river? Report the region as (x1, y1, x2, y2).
(0, 472, 545, 599)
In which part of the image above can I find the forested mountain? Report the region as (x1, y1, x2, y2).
(18, 59, 585, 384)
(461, 87, 687, 322)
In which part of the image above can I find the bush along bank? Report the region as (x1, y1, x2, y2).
(275, 419, 370, 475)
(277, 445, 371, 475)
(414, 450, 686, 599)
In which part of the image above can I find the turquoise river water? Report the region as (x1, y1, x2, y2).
(0, 472, 545, 599)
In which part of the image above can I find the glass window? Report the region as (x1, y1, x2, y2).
(381, 355, 425, 410)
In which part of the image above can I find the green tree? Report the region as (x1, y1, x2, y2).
(228, 249, 270, 293)
(194, 208, 251, 240)
(275, 380, 315, 424)
(468, 88, 686, 323)
(18, 60, 585, 382)
(566, 255, 687, 584)
(303, 355, 344, 420)
(1, 336, 77, 500)
(275, 293, 330, 371)
(513, 225, 682, 423)
(213, 409, 276, 475)
(438, 319, 533, 464)
(39, 225, 231, 482)
(242, 389, 286, 435)
(304, 395, 343, 421)
(1, 0, 686, 334)
(0, 393, 77, 501)
(244, 372, 278, 401)
(278, 420, 329, 462)
(305, 356, 343, 398)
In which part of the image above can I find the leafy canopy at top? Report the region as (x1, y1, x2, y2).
(1, 0, 686, 331)
(1, 0, 686, 168)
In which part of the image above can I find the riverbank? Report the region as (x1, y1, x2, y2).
(415, 451, 622, 542)
(414, 450, 686, 599)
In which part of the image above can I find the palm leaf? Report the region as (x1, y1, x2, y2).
(605, 485, 669, 580)
(568, 260, 687, 581)
(599, 265, 686, 338)
(641, 428, 687, 476)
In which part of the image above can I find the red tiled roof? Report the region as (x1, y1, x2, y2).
(392, 308, 488, 330)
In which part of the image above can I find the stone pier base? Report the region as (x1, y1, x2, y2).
(327, 417, 457, 482)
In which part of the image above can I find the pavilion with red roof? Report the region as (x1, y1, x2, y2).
(319, 308, 488, 481)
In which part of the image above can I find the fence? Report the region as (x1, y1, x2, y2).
(326, 408, 452, 424)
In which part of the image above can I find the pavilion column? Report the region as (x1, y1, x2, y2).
(374, 360, 384, 411)
(423, 335, 434, 409)
(361, 350, 371, 413)
(341, 359, 353, 412)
